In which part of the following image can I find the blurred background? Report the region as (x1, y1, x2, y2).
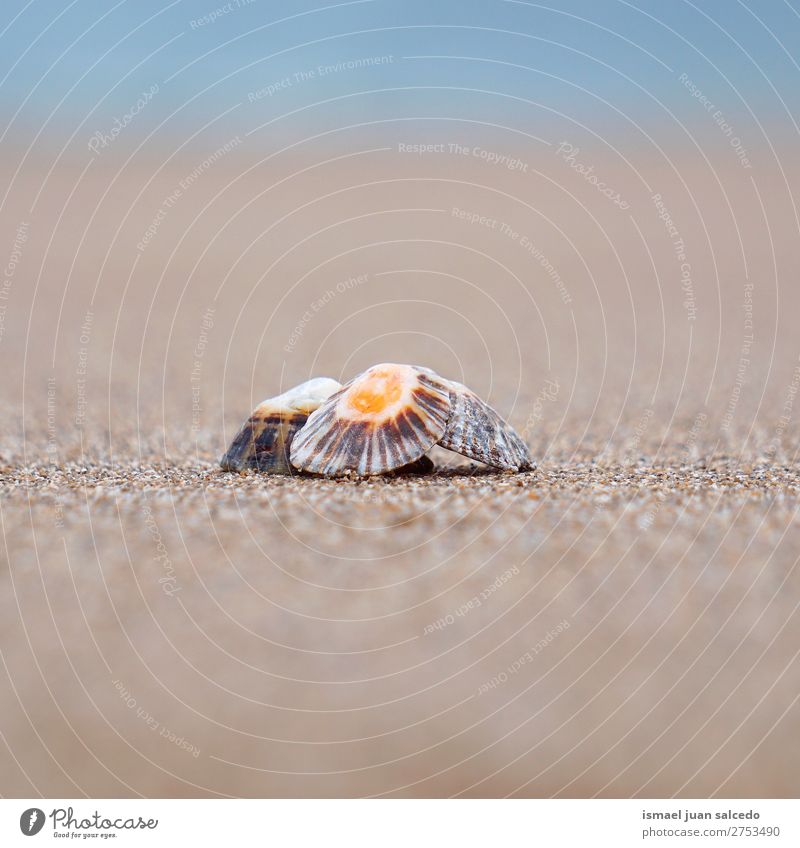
(0, 0, 799, 798)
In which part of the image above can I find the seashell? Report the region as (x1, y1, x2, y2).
(220, 377, 341, 474)
(437, 380, 535, 471)
(289, 363, 451, 476)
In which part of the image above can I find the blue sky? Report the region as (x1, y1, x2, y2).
(1, 0, 798, 150)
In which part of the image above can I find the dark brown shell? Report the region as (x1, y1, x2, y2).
(220, 378, 341, 474)
(220, 407, 307, 474)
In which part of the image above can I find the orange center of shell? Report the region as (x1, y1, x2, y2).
(348, 370, 404, 415)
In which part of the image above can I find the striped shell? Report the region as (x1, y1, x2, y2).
(289, 363, 451, 476)
(220, 377, 341, 474)
(438, 380, 534, 471)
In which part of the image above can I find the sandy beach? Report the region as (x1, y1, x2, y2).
(1, 137, 799, 798)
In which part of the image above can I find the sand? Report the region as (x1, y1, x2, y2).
(1, 149, 799, 798)
(2, 446, 798, 798)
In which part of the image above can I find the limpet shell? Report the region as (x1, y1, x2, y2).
(289, 363, 451, 476)
(438, 380, 534, 471)
(220, 377, 341, 474)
